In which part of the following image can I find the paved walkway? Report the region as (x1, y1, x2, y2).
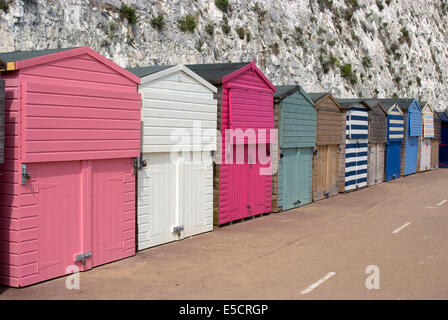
(1, 169, 448, 299)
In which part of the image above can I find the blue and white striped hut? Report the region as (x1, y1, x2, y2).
(337, 99, 372, 192)
(384, 103, 405, 181)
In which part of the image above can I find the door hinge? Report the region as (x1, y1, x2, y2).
(75, 252, 92, 264)
(134, 155, 147, 173)
(294, 200, 302, 206)
(173, 225, 184, 235)
(21, 164, 31, 184)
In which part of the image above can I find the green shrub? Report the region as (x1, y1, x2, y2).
(376, 0, 384, 11)
(246, 32, 251, 42)
(416, 76, 422, 87)
(362, 56, 372, 68)
(178, 14, 197, 32)
(276, 29, 282, 39)
(317, 0, 333, 11)
(120, 4, 137, 24)
(221, 20, 231, 35)
(294, 27, 305, 47)
(328, 39, 336, 47)
(321, 54, 339, 74)
(345, 0, 359, 9)
(151, 15, 165, 30)
(215, 0, 230, 13)
(252, 2, 267, 19)
(339, 63, 357, 84)
(329, 54, 339, 65)
(317, 27, 326, 35)
(343, 9, 354, 21)
(400, 27, 411, 46)
(0, 0, 8, 12)
(205, 23, 215, 35)
(390, 42, 399, 53)
(270, 43, 280, 55)
(236, 26, 245, 39)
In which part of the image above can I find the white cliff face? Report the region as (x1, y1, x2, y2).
(0, 0, 447, 110)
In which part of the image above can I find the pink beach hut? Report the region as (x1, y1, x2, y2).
(187, 62, 276, 225)
(0, 47, 141, 287)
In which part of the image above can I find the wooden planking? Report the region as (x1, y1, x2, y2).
(431, 139, 439, 169)
(400, 113, 408, 176)
(213, 87, 223, 225)
(367, 143, 385, 185)
(230, 89, 274, 131)
(0, 79, 4, 164)
(217, 65, 274, 225)
(21, 54, 141, 163)
(0, 72, 21, 287)
(279, 91, 316, 149)
(312, 144, 339, 201)
(369, 105, 387, 143)
(434, 113, 442, 140)
(137, 151, 213, 249)
(315, 95, 344, 146)
(1, 51, 141, 287)
(140, 69, 217, 152)
(338, 112, 346, 192)
(271, 100, 280, 212)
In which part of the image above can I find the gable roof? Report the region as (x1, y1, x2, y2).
(336, 98, 372, 111)
(308, 92, 343, 111)
(376, 99, 417, 112)
(364, 99, 387, 114)
(387, 104, 404, 116)
(186, 62, 250, 84)
(274, 85, 315, 106)
(438, 112, 448, 123)
(126, 65, 173, 78)
(0, 47, 76, 64)
(421, 102, 434, 113)
(127, 65, 217, 92)
(0, 46, 140, 84)
(308, 92, 328, 102)
(274, 85, 299, 100)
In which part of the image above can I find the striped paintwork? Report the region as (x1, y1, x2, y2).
(387, 105, 404, 141)
(422, 104, 435, 138)
(385, 104, 404, 181)
(403, 100, 421, 175)
(0, 47, 140, 287)
(419, 104, 434, 172)
(344, 106, 369, 191)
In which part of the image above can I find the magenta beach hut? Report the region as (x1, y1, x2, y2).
(187, 62, 276, 226)
(0, 47, 141, 287)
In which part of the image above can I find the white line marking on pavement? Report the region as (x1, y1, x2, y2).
(426, 206, 437, 209)
(300, 272, 336, 295)
(393, 222, 411, 234)
(437, 200, 447, 207)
